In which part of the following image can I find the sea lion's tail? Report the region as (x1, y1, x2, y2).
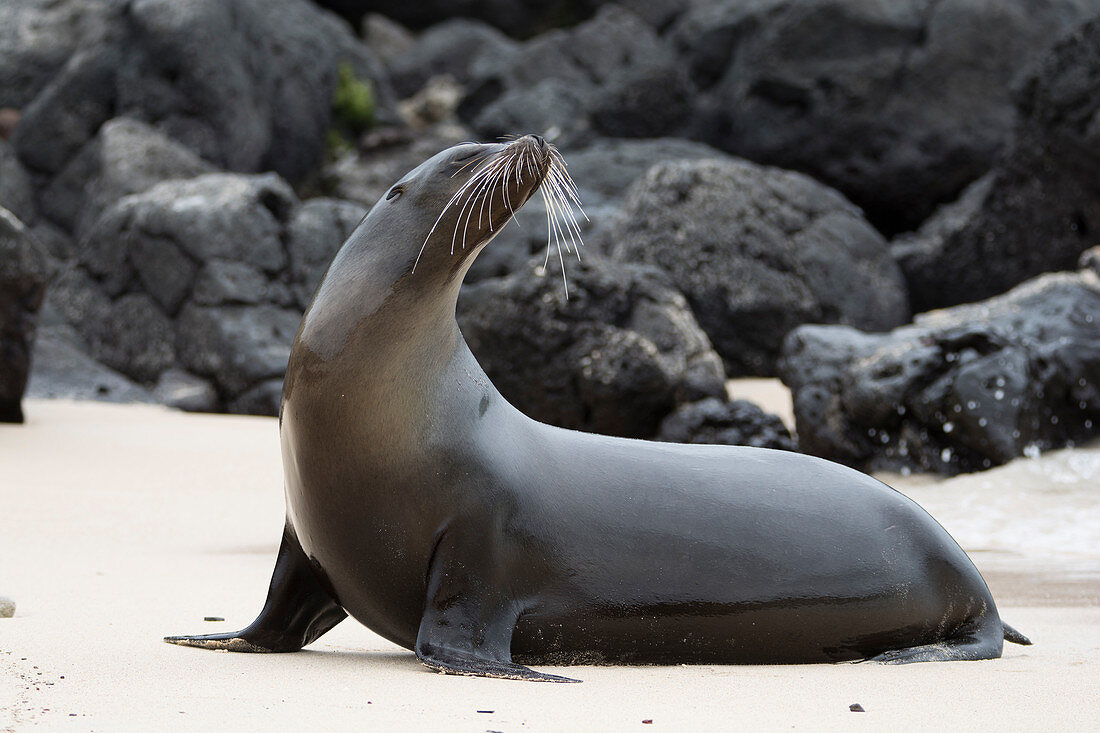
(1003, 623, 1032, 645)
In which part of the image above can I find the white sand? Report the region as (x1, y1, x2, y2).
(2, 399, 1098, 731)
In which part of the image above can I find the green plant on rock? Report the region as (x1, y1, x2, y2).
(326, 62, 377, 160)
(331, 61, 376, 139)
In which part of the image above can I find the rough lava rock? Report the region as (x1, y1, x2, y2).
(657, 397, 796, 450)
(672, 0, 1100, 233)
(0, 0, 121, 109)
(44, 172, 365, 414)
(41, 117, 215, 239)
(1080, 246, 1100, 277)
(323, 0, 614, 38)
(0, 140, 36, 225)
(9, 0, 397, 184)
(609, 158, 909, 376)
(458, 255, 727, 439)
(26, 323, 153, 405)
(893, 17, 1100, 312)
(780, 270, 1100, 475)
(385, 19, 518, 100)
(0, 206, 52, 423)
(452, 7, 693, 146)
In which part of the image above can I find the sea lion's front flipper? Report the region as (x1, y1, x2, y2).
(414, 528, 579, 683)
(165, 522, 347, 652)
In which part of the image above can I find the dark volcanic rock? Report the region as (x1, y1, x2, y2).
(780, 271, 1100, 475)
(176, 304, 301, 399)
(0, 140, 36, 225)
(1081, 246, 1100, 277)
(893, 17, 1100, 312)
(453, 7, 693, 146)
(41, 117, 215, 239)
(325, 0, 605, 38)
(609, 158, 909, 376)
(673, 0, 1100, 233)
(458, 255, 727, 439)
(0, 207, 52, 423)
(657, 397, 796, 450)
(285, 198, 368, 308)
(9, 0, 397, 184)
(0, 0, 121, 110)
(386, 19, 518, 99)
(323, 127, 472, 207)
(152, 368, 218, 413)
(564, 137, 735, 204)
(48, 172, 363, 413)
(26, 324, 153, 404)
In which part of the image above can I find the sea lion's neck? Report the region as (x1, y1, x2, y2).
(286, 230, 497, 449)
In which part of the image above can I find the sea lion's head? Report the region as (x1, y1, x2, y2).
(369, 134, 582, 287)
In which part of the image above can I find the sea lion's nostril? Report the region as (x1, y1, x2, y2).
(532, 134, 545, 148)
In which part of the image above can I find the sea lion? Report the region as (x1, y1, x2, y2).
(166, 135, 1030, 682)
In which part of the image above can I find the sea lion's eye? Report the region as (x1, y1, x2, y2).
(386, 185, 404, 201)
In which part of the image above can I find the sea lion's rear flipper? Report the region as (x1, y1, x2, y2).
(868, 616, 1005, 664)
(164, 522, 347, 652)
(414, 527, 579, 683)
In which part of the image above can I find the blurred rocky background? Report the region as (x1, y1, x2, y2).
(1, 0, 1097, 475)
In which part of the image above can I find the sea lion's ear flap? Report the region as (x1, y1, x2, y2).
(414, 527, 579, 683)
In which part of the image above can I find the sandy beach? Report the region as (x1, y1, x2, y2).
(2, 398, 1098, 731)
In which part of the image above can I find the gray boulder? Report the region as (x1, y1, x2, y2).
(0, 207, 51, 422)
(175, 304, 301, 401)
(152, 368, 218, 413)
(780, 271, 1100, 475)
(0, 140, 35, 224)
(9, 0, 397, 183)
(564, 137, 735, 205)
(286, 197, 368, 308)
(326, 0, 621, 38)
(893, 16, 1100, 312)
(0, 0, 121, 109)
(609, 158, 909, 376)
(26, 324, 153, 404)
(322, 126, 472, 208)
(657, 397, 795, 450)
(41, 117, 215, 239)
(672, 0, 1100, 233)
(1081, 246, 1100, 277)
(386, 19, 518, 99)
(456, 7, 693, 146)
(458, 255, 727, 439)
(50, 173, 363, 413)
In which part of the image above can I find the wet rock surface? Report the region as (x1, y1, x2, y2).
(893, 17, 1100, 312)
(609, 158, 909, 376)
(0, 207, 52, 422)
(458, 255, 727, 439)
(780, 271, 1100, 475)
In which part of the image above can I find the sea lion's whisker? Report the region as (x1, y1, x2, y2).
(420, 158, 500, 267)
(546, 177, 583, 254)
(453, 158, 507, 252)
(462, 155, 510, 247)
